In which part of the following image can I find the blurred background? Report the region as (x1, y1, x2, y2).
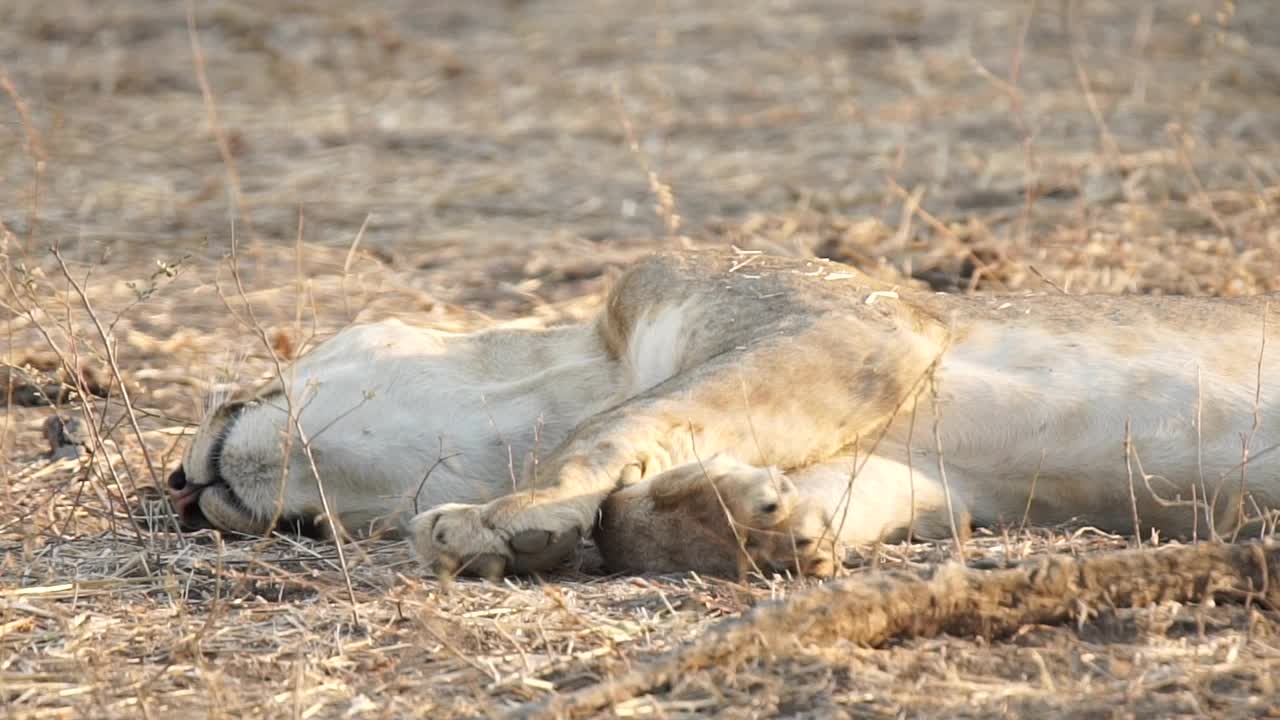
(3, 1, 1278, 290)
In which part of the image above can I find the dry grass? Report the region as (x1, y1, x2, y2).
(4, 0, 1280, 717)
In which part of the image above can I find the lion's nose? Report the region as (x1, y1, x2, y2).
(168, 466, 187, 492)
(167, 469, 211, 531)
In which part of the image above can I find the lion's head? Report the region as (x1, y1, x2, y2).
(167, 379, 336, 538)
(166, 341, 434, 541)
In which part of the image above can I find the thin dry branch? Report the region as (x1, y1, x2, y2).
(186, 10, 361, 622)
(928, 374, 967, 559)
(50, 248, 161, 486)
(1123, 419, 1144, 548)
(184, 0, 257, 242)
(612, 83, 685, 246)
(1066, 0, 1121, 166)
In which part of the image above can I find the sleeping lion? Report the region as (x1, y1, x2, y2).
(167, 249, 1280, 579)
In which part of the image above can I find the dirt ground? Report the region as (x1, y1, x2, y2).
(3, 0, 1280, 717)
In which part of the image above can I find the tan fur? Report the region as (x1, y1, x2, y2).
(597, 455, 838, 578)
(171, 249, 1280, 579)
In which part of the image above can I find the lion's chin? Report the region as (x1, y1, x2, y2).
(195, 485, 276, 537)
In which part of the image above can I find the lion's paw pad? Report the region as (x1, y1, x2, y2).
(506, 527, 581, 574)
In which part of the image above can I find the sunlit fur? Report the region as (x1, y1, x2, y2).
(174, 249, 1280, 578)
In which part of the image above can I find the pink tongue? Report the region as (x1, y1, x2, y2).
(170, 487, 202, 521)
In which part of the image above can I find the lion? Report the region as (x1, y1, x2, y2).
(167, 249, 1280, 579)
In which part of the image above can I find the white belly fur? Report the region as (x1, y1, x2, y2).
(921, 321, 1280, 535)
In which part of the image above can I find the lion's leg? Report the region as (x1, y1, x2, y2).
(410, 320, 936, 578)
(791, 452, 973, 546)
(410, 392, 735, 577)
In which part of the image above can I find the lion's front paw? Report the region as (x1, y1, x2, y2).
(410, 500, 582, 581)
(410, 503, 505, 579)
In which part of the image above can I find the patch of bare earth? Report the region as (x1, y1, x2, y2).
(2, 1, 1279, 718)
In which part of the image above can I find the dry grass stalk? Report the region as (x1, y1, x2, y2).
(523, 540, 1280, 719)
